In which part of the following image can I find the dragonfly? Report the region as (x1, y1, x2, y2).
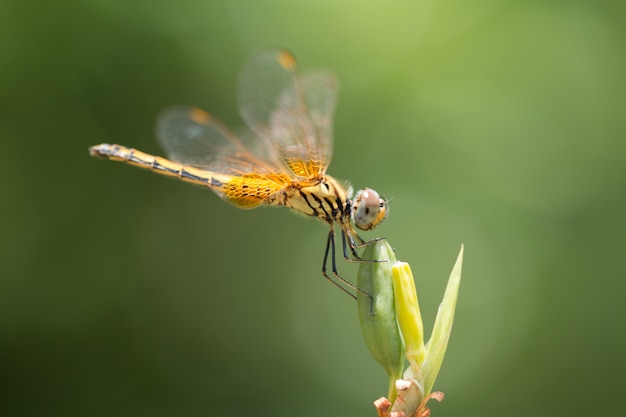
(90, 47, 388, 299)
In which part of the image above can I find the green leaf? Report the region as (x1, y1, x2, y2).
(422, 244, 464, 395)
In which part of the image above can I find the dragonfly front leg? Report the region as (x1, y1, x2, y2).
(321, 226, 372, 300)
(340, 224, 387, 264)
(342, 228, 362, 260)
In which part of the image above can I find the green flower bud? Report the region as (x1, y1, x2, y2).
(366, 243, 464, 417)
(357, 239, 405, 402)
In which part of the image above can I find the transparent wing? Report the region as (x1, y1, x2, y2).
(156, 105, 285, 176)
(238, 48, 338, 179)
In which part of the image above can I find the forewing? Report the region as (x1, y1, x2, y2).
(156, 105, 283, 176)
(156, 106, 291, 208)
(300, 70, 337, 168)
(238, 48, 338, 178)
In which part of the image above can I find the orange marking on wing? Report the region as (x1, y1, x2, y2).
(277, 50, 297, 71)
(189, 108, 211, 124)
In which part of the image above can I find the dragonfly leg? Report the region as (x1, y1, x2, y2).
(341, 225, 387, 264)
(354, 236, 387, 249)
(321, 227, 372, 301)
(342, 229, 362, 260)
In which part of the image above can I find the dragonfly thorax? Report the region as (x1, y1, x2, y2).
(281, 176, 351, 224)
(280, 176, 387, 232)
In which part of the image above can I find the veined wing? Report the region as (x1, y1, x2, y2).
(156, 105, 291, 208)
(238, 48, 338, 179)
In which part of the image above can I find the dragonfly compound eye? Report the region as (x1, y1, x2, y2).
(353, 188, 388, 231)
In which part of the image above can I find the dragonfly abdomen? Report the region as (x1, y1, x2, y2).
(89, 143, 222, 189)
(90, 143, 291, 209)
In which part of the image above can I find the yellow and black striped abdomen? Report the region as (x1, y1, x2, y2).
(89, 143, 291, 208)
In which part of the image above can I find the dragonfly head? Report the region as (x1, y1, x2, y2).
(352, 188, 388, 231)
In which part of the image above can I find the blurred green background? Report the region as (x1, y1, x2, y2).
(2, 0, 625, 416)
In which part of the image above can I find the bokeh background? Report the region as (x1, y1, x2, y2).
(2, 0, 625, 416)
